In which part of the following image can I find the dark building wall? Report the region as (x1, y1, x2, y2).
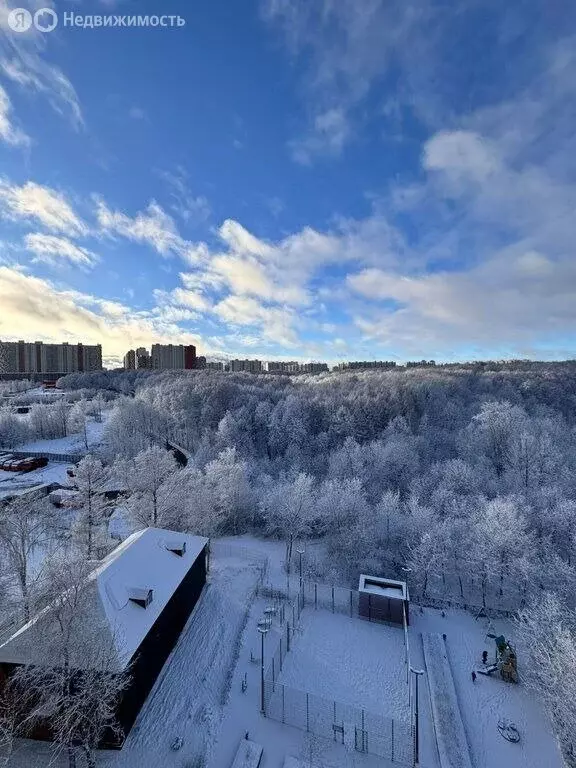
(110, 544, 208, 746)
(184, 345, 197, 370)
(358, 593, 408, 625)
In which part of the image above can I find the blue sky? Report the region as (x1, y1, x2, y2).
(0, 0, 575, 366)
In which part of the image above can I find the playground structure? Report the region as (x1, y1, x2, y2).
(477, 634, 519, 683)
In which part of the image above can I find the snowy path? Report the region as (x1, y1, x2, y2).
(422, 634, 473, 768)
(108, 555, 262, 768)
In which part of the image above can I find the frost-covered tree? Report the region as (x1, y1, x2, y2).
(0, 410, 29, 448)
(67, 399, 90, 449)
(125, 445, 178, 527)
(517, 594, 576, 763)
(203, 447, 252, 534)
(261, 473, 315, 569)
(72, 456, 110, 559)
(0, 495, 52, 621)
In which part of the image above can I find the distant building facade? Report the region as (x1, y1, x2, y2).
(229, 359, 263, 373)
(151, 344, 196, 370)
(123, 350, 136, 370)
(135, 347, 151, 369)
(0, 340, 102, 376)
(337, 361, 397, 371)
(266, 361, 329, 374)
(406, 360, 436, 368)
(206, 361, 224, 371)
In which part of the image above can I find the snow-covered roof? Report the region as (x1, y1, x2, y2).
(358, 574, 408, 601)
(0, 528, 208, 671)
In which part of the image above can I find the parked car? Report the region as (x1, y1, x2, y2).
(0, 456, 48, 473)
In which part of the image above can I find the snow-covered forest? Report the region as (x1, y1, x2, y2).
(2, 363, 576, 761)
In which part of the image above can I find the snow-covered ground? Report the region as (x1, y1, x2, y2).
(15, 417, 105, 454)
(0, 462, 75, 500)
(279, 608, 409, 720)
(409, 607, 563, 768)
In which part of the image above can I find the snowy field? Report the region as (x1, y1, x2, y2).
(15, 417, 105, 454)
(279, 608, 410, 719)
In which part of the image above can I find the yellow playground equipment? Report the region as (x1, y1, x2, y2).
(478, 634, 519, 683)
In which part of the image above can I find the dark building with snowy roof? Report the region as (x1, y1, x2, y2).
(0, 528, 209, 748)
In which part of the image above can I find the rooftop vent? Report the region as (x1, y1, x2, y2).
(165, 540, 187, 557)
(128, 587, 153, 609)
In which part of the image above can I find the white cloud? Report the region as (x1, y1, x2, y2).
(423, 130, 501, 181)
(0, 84, 30, 147)
(262, 0, 432, 159)
(0, 180, 87, 236)
(291, 107, 351, 164)
(166, 287, 212, 313)
(0, 265, 202, 361)
(129, 106, 146, 120)
(95, 198, 188, 257)
(159, 167, 211, 225)
(213, 295, 299, 347)
(24, 233, 99, 269)
(0, 0, 83, 129)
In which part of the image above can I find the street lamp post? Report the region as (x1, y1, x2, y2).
(257, 620, 269, 715)
(410, 667, 425, 766)
(296, 546, 305, 597)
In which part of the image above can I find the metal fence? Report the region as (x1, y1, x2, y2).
(264, 679, 413, 764)
(8, 450, 84, 463)
(258, 580, 414, 765)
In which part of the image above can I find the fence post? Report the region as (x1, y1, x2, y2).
(391, 718, 394, 762)
(315, 583, 318, 610)
(350, 589, 353, 617)
(331, 585, 335, 613)
(306, 692, 310, 732)
(282, 684, 285, 724)
(287, 621, 290, 653)
(279, 638, 282, 670)
(368, 593, 372, 622)
(292, 604, 296, 627)
(272, 656, 275, 686)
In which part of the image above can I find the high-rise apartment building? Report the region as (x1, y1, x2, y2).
(266, 361, 329, 374)
(135, 347, 151, 369)
(123, 350, 136, 370)
(0, 340, 102, 375)
(229, 359, 263, 373)
(150, 344, 196, 370)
